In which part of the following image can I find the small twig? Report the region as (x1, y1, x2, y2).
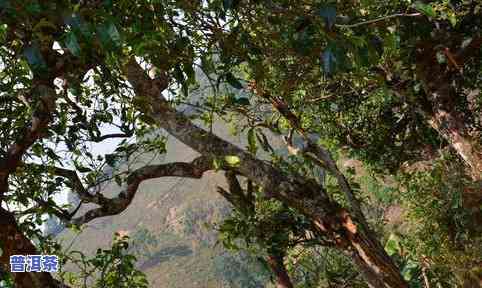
(336, 13, 422, 28)
(91, 132, 134, 143)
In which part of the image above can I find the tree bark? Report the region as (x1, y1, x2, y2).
(0, 207, 66, 288)
(416, 41, 482, 181)
(0, 83, 64, 287)
(349, 232, 408, 288)
(266, 254, 294, 288)
(309, 206, 408, 288)
(428, 109, 482, 180)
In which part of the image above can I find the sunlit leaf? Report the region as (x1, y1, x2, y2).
(414, 2, 436, 17)
(224, 155, 241, 167)
(384, 233, 401, 256)
(247, 128, 257, 155)
(401, 260, 420, 281)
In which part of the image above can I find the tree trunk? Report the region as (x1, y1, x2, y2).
(348, 233, 408, 288)
(311, 208, 408, 288)
(416, 41, 482, 181)
(0, 207, 65, 288)
(428, 109, 482, 180)
(266, 254, 294, 288)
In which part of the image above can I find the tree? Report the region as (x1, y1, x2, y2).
(0, 0, 480, 287)
(216, 172, 302, 288)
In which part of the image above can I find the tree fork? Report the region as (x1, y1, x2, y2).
(124, 58, 408, 288)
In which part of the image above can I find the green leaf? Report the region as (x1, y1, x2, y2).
(414, 2, 436, 18)
(31, 143, 44, 156)
(213, 158, 222, 171)
(223, 0, 233, 10)
(114, 175, 123, 186)
(225, 72, 243, 89)
(384, 233, 401, 256)
(322, 48, 336, 75)
(247, 128, 257, 154)
(46, 148, 61, 161)
(201, 55, 215, 74)
(448, 14, 457, 27)
(401, 260, 420, 281)
(183, 62, 196, 84)
(319, 5, 336, 29)
(234, 97, 250, 106)
(65, 32, 81, 57)
(224, 155, 241, 167)
(357, 46, 369, 66)
(23, 43, 47, 71)
(75, 164, 92, 173)
(105, 154, 117, 167)
(97, 21, 121, 49)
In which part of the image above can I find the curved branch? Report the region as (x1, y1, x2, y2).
(70, 156, 214, 225)
(25, 155, 215, 226)
(123, 57, 327, 204)
(24, 163, 107, 206)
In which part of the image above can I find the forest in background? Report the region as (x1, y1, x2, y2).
(0, 0, 481, 287)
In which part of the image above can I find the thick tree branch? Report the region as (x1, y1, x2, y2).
(261, 92, 366, 226)
(48, 166, 107, 205)
(0, 84, 57, 199)
(0, 13, 111, 288)
(123, 57, 329, 206)
(0, 207, 69, 288)
(416, 41, 482, 180)
(266, 253, 295, 288)
(25, 156, 214, 226)
(70, 156, 214, 225)
(122, 57, 408, 288)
